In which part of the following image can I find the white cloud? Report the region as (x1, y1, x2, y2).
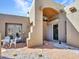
(60, 0, 68, 4)
(53, 0, 74, 6)
(14, 0, 32, 16)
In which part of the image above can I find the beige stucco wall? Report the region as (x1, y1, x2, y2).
(58, 12, 68, 42)
(64, 0, 79, 33)
(43, 21, 48, 40)
(0, 14, 30, 39)
(64, 0, 79, 47)
(67, 20, 79, 47)
(27, 0, 43, 47)
(65, 0, 79, 14)
(66, 11, 79, 47)
(41, 0, 64, 11)
(66, 11, 79, 33)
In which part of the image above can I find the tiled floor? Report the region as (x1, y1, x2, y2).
(1, 41, 79, 59)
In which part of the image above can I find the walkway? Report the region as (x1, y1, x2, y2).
(1, 41, 79, 59)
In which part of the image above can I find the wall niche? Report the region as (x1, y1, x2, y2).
(69, 7, 77, 13)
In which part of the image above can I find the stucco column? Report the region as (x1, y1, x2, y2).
(58, 10, 66, 42)
(47, 24, 53, 41)
(27, 0, 43, 47)
(43, 22, 48, 40)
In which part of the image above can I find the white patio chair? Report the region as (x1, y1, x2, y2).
(10, 38, 17, 48)
(3, 36, 10, 47)
(9, 36, 22, 48)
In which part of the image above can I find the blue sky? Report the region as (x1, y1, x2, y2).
(53, 0, 74, 6)
(0, 0, 74, 17)
(0, 0, 33, 16)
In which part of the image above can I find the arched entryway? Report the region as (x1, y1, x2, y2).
(43, 7, 59, 41)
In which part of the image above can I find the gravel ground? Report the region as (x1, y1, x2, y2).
(1, 41, 79, 59)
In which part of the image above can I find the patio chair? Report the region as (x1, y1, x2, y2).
(10, 38, 17, 48)
(3, 36, 10, 47)
(9, 37, 22, 48)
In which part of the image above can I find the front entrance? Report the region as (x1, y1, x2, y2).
(53, 24, 58, 40)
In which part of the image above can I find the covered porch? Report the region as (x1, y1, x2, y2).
(43, 7, 67, 43)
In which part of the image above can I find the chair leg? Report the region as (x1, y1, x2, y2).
(13, 42, 16, 48)
(3, 42, 5, 47)
(15, 43, 16, 48)
(10, 43, 12, 48)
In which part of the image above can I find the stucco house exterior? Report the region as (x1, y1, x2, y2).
(0, 0, 79, 48)
(27, 0, 79, 48)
